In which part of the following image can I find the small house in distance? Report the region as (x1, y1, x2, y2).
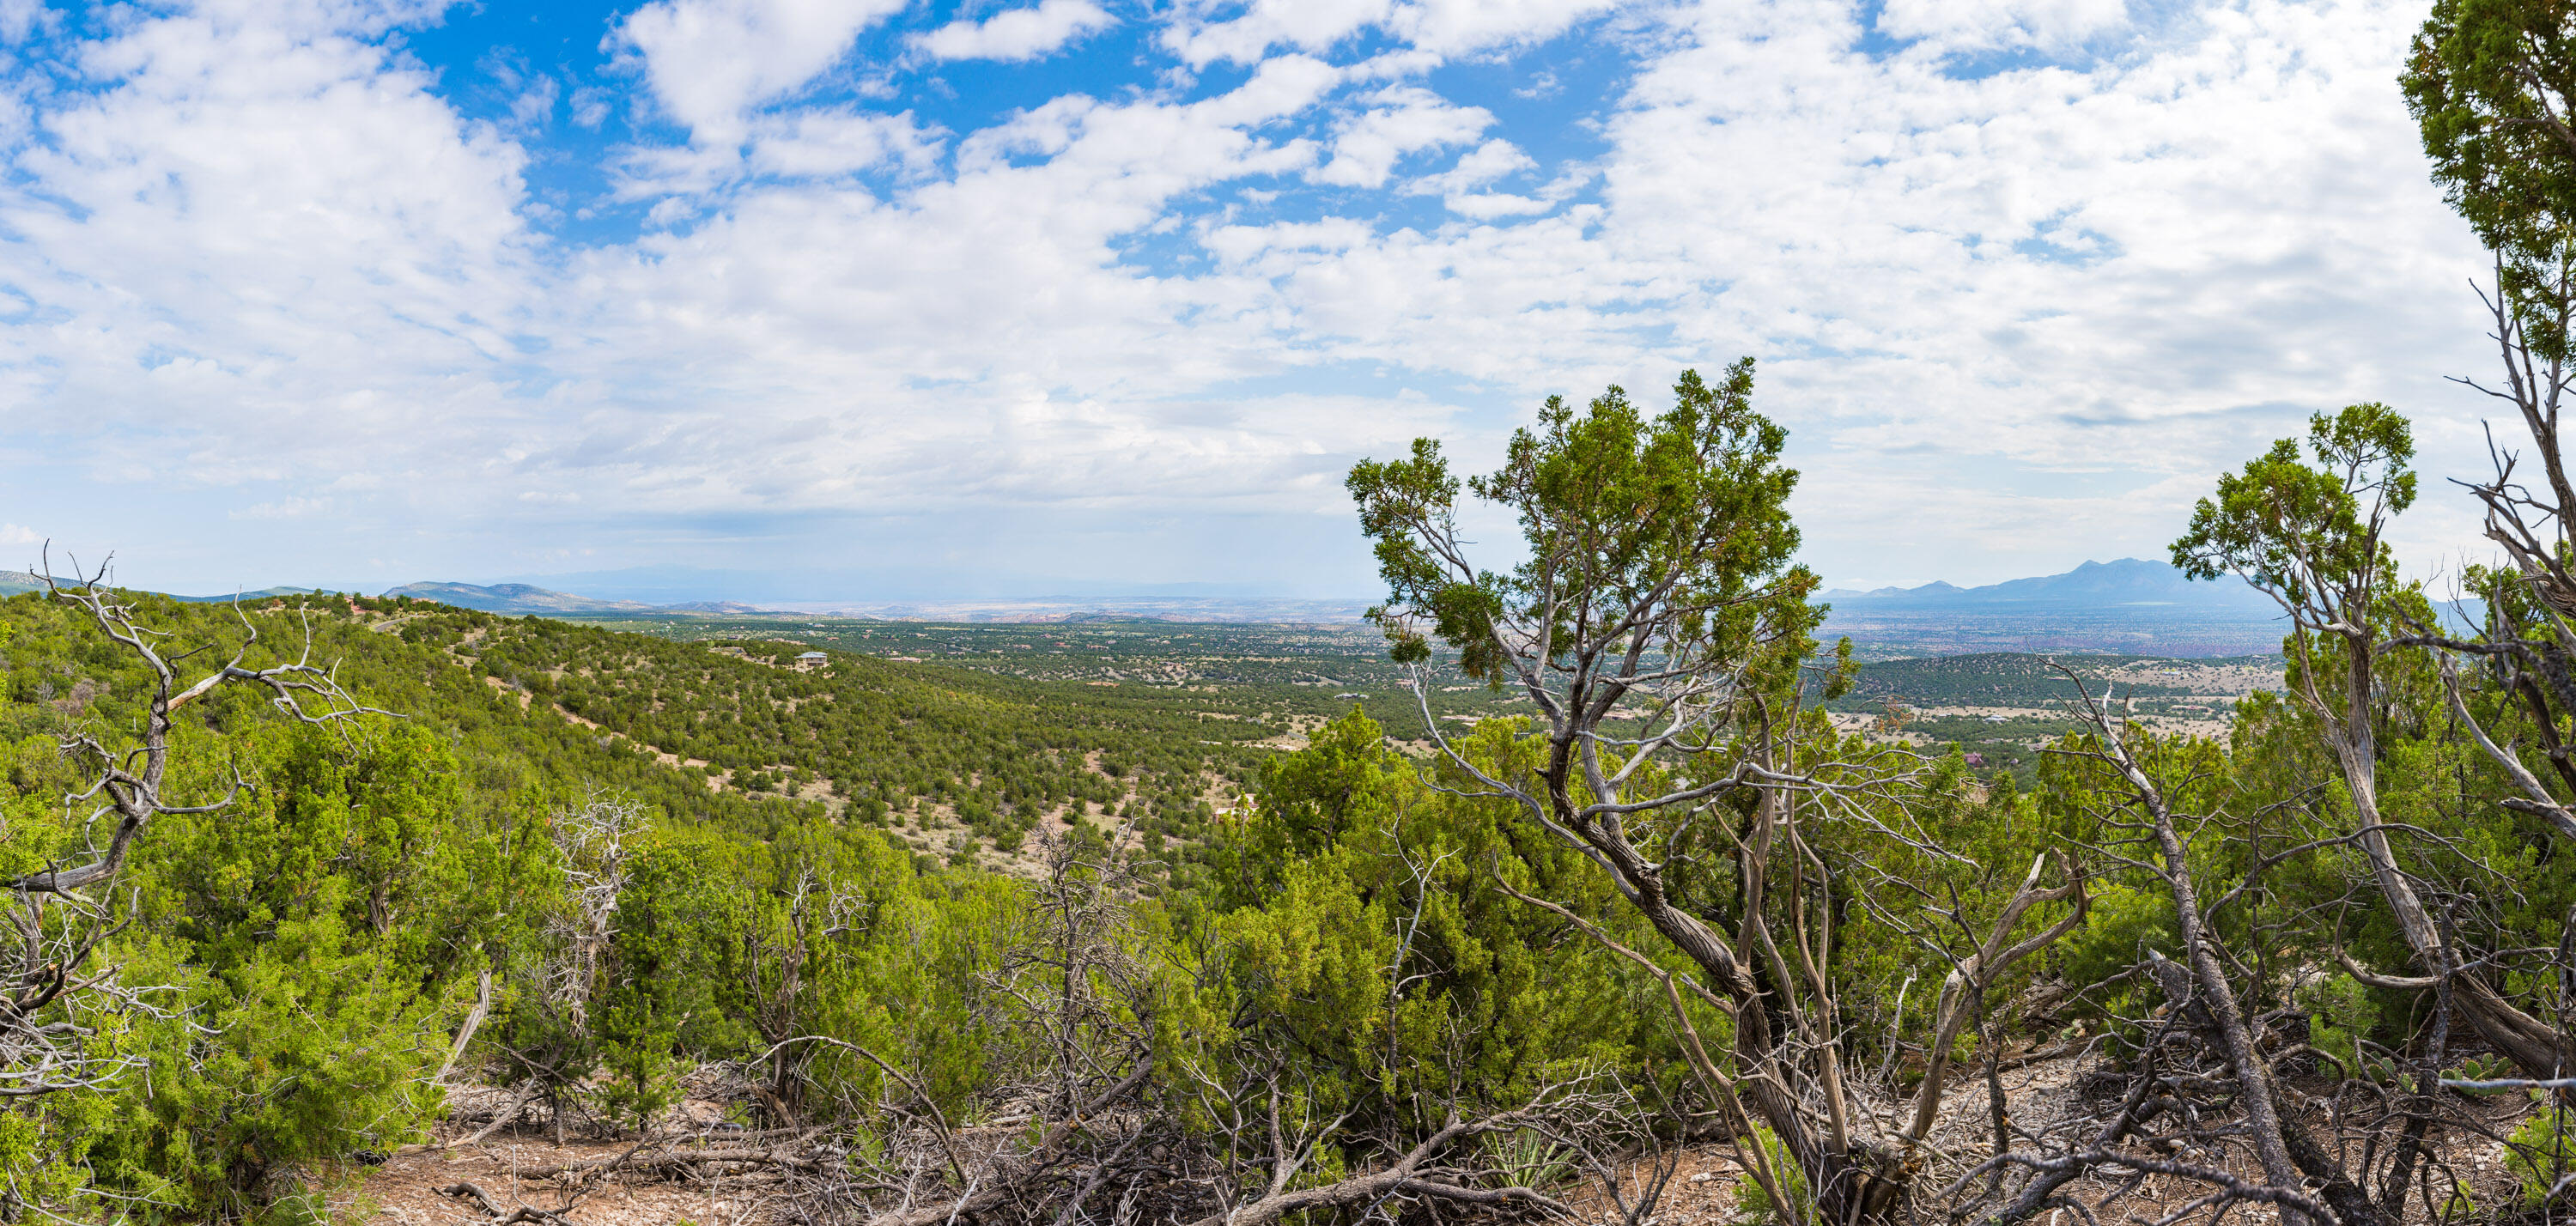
(793, 651, 829, 671)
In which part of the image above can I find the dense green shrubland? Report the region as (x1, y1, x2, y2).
(2, 529, 2573, 1223)
(477, 614, 1263, 806)
(0, 580, 2098, 1222)
(0, 590, 1248, 1217)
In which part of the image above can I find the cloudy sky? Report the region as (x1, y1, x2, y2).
(0, 0, 2515, 599)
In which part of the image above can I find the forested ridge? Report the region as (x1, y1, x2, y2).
(458, 610, 1273, 865)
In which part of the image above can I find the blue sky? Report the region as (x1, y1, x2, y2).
(0, 0, 2512, 600)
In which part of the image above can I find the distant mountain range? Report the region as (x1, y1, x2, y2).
(808, 596, 1374, 623)
(1817, 559, 2293, 657)
(374, 560, 2289, 644)
(489, 564, 1321, 606)
(173, 586, 326, 603)
(380, 580, 1362, 622)
(377, 581, 780, 616)
(1823, 558, 2279, 611)
(0, 558, 2318, 654)
(0, 570, 330, 602)
(3, 572, 790, 616)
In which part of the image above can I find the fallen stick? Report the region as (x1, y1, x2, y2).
(447, 1082, 542, 1150)
(436, 1181, 576, 1224)
(514, 1138, 826, 1180)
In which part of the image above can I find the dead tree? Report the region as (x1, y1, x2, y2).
(0, 557, 380, 1214)
(735, 825, 1615, 1226)
(738, 869, 869, 1129)
(2371, 265, 2576, 869)
(1169, 1108, 1571, 1226)
(0, 882, 149, 1101)
(468, 793, 645, 1148)
(979, 835, 1151, 1125)
(5, 560, 377, 1094)
(1871, 851, 2087, 1157)
(2415, 271, 2576, 852)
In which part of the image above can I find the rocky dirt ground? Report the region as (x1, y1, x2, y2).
(1556, 1047, 2551, 1226)
(348, 1089, 783, 1226)
(352, 1049, 2554, 1225)
(355, 1141, 768, 1226)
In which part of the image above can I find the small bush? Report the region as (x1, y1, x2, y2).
(2506, 1093, 2574, 1210)
(2294, 971, 2379, 1082)
(1734, 1126, 1810, 1223)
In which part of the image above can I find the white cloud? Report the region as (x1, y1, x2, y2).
(1430, 140, 1534, 191)
(1392, 0, 1622, 56)
(611, 0, 908, 143)
(1311, 86, 1492, 188)
(1159, 0, 1612, 67)
(1160, 0, 1393, 68)
(748, 109, 944, 178)
(914, 0, 1116, 63)
(0, 0, 2523, 592)
(0, 7, 534, 503)
(1876, 0, 2130, 54)
(507, 71, 559, 128)
(232, 496, 332, 520)
(1412, 137, 1566, 215)
(570, 84, 611, 127)
(0, 0, 47, 44)
(0, 523, 39, 547)
(1157, 0, 2500, 581)
(1440, 190, 1552, 218)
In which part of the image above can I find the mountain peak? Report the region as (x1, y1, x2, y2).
(384, 581, 661, 615)
(381, 580, 796, 616)
(1824, 558, 2273, 611)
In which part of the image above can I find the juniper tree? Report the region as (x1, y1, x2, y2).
(1350, 363, 2074, 1223)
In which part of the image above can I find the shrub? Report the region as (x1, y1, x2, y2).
(2506, 1093, 2574, 1210)
(1734, 1126, 1811, 1223)
(2295, 972, 2379, 1083)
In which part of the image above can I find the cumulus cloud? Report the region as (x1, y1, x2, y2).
(1875, 0, 2130, 53)
(1410, 137, 1576, 215)
(747, 108, 945, 178)
(232, 496, 333, 520)
(913, 0, 1116, 63)
(612, 0, 908, 142)
(0, 0, 2517, 592)
(0, 0, 46, 44)
(0, 5, 534, 505)
(1311, 86, 1492, 188)
(1159, 0, 1616, 67)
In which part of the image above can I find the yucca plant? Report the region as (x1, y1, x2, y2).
(1483, 1126, 1577, 1192)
